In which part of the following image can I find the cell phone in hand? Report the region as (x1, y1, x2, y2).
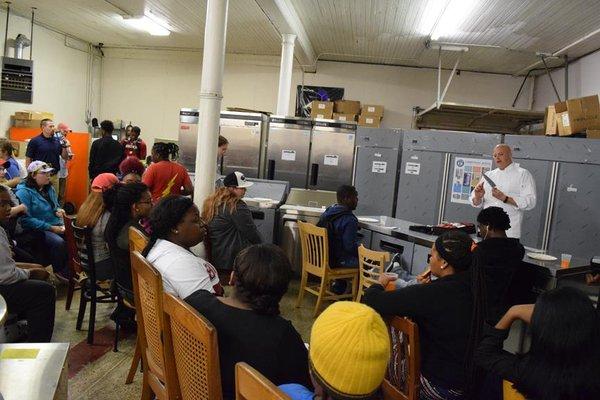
(482, 173, 497, 188)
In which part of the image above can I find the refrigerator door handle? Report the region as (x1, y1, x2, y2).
(267, 159, 275, 180)
(310, 163, 319, 186)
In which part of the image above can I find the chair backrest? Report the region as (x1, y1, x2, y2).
(298, 221, 329, 275)
(381, 316, 421, 400)
(130, 250, 178, 399)
(356, 245, 390, 302)
(162, 292, 222, 400)
(64, 215, 82, 275)
(503, 380, 526, 400)
(235, 362, 291, 400)
(129, 225, 149, 253)
(71, 220, 97, 280)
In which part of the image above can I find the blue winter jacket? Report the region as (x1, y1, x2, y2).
(317, 204, 359, 267)
(15, 182, 63, 231)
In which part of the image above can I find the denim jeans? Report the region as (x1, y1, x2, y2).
(43, 230, 68, 275)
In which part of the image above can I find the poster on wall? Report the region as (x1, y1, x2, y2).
(296, 85, 344, 118)
(450, 157, 492, 204)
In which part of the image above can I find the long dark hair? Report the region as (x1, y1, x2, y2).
(434, 231, 486, 394)
(103, 182, 148, 245)
(142, 195, 195, 257)
(152, 142, 179, 161)
(515, 287, 600, 399)
(232, 244, 292, 316)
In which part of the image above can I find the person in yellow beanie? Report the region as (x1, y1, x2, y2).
(280, 301, 390, 399)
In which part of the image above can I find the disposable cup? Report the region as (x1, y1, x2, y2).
(561, 253, 572, 269)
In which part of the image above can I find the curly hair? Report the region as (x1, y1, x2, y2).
(477, 206, 511, 231)
(152, 142, 179, 161)
(232, 244, 292, 316)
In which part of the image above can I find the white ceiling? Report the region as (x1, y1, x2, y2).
(4, 0, 600, 75)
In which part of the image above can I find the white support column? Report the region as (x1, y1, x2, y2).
(276, 34, 296, 116)
(193, 0, 229, 205)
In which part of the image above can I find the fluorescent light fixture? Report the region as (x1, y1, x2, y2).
(419, 0, 477, 40)
(120, 15, 170, 36)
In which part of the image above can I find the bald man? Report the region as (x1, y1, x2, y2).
(469, 144, 536, 238)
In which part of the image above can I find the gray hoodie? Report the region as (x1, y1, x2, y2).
(0, 226, 29, 284)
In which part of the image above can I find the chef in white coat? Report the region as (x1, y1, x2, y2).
(469, 144, 536, 238)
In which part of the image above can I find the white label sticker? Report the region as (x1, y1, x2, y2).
(562, 113, 570, 127)
(372, 161, 387, 173)
(374, 153, 382, 157)
(324, 154, 339, 166)
(316, 114, 325, 119)
(366, 117, 374, 124)
(566, 185, 578, 192)
(318, 103, 326, 109)
(339, 116, 347, 121)
(281, 150, 296, 161)
(405, 162, 421, 175)
(367, 106, 375, 112)
(410, 155, 419, 160)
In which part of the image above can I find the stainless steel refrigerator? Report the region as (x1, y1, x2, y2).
(308, 120, 357, 191)
(178, 108, 199, 171)
(219, 111, 268, 178)
(265, 116, 313, 188)
(353, 127, 403, 217)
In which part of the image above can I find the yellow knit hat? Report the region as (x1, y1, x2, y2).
(309, 301, 390, 397)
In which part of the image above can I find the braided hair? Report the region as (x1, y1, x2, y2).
(103, 182, 148, 246)
(142, 195, 195, 257)
(232, 244, 292, 316)
(477, 206, 511, 231)
(434, 231, 486, 396)
(152, 142, 179, 161)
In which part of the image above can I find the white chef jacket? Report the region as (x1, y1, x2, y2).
(469, 162, 536, 239)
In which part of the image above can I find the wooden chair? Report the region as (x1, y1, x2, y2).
(162, 292, 222, 400)
(131, 250, 179, 400)
(503, 380, 526, 400)
(122, 226, 149, 385)
(296, 221, 359, 316)
(381, 316, 421, 400)
(63, 215, 82, 310)
(235, 362, 291, 400)
(356, 245, 390, 302)
(72, 221, 117, 344)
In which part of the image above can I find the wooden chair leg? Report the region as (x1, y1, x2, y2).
(295, 271, 308, 308)
(76, 284, 87, 330)
(125, 337, 141, 384)
(313, 276, 327, 317)
(87, 286, 97, 344)
(65, 278, 76, 310)
(114, 318, 120, 352)
(141, 368, 152, 400)
(351, 274, 359, 301)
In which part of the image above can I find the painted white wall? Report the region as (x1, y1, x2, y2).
(101, 48, 534, 147)
(0, 9, 98, 138)
(533, 50, 600, 110)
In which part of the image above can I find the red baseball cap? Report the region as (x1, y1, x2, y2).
(91, 173, 118, 192)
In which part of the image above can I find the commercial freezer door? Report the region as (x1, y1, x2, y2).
(220, 116, 263, 178)
(266, 117, 312, 188)
(547, 162, 600, 259)
(395, 149, 445, 225)
(308, 121, 356, 191)
(178, 108, 199, 172)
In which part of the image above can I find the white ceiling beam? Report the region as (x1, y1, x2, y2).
(255, 0, 317, 72)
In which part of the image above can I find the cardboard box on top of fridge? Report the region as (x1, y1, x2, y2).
(554, 95, 600, 136)
(14, 111, 54, 120)
(12, 117, 44, 129)
(310, 100, 334, 119)
(358, 115, 381, 128)
(332, 113, 357, 122)
(587, 129, 600, 139)
(334, 100, 361, 115)
(361, 104, 384, 117)
(544, 105, 558, 136)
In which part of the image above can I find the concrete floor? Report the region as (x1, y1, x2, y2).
(56, 279, 317, 400)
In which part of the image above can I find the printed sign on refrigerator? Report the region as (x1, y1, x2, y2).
(372, 161, 387, 173)
(281, 150, 296, 161)
(405, 162, 421, 175)
(451, 157, 492, 204)
(324, 154, 339, 166)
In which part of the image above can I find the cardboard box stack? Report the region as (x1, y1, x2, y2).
(358, 104, 384, 127)
(332, 100, 360, 121)
(545, 95, 600, 137)
(12, 111, 54, 129)
(310, 101, 334, 119)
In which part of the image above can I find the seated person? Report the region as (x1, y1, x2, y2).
(119, 155, 145, 183)
(476, 206, 525, 324)
(0, 184, 56, 342)
(104, 182, 152, 302)
(280, 301, 390, 400)
(364, 231, 484, 400)
(75, 173, 119, 281)
(201, 171, 262, 271)
(317, 185, 360, 268)
(0, 140, 22, 188)
(143, 195, 222, 298)
(185, 244, 310, 400)
(15, 161, 68, 280)
(476, 287, 600, 400)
